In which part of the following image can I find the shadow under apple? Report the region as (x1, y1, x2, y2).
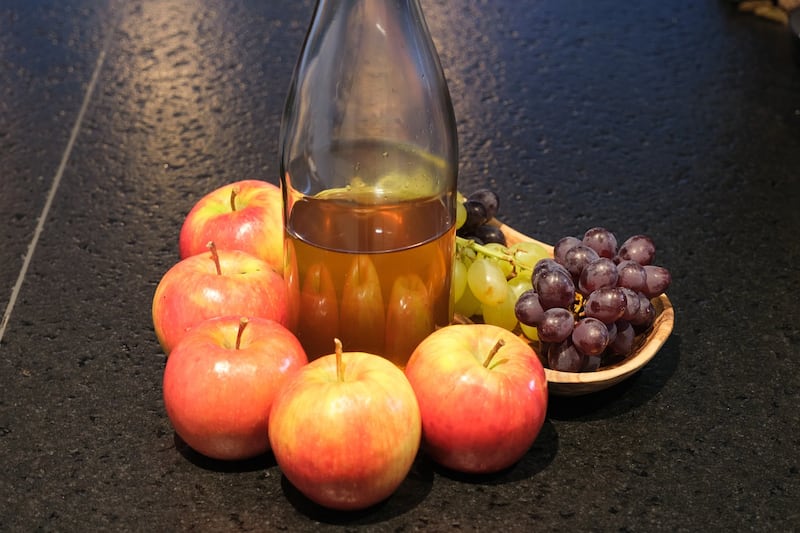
(173, 432, 278, 473)
(429, 417, 559, 485)
(281, 451, 435, 525)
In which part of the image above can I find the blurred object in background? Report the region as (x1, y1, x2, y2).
(734, 0, 800, 24)
(792, 8, 800, 63)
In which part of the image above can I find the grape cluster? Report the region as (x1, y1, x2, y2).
(453, 189, 672, 373)
(514, 228, 671, 372)
(453, 190, 550, 331)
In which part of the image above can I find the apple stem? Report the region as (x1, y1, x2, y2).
(206, 241, 222, 275)
(230, 187, 239, 212)
(483, 338, 506, 368)
(236, 317, 249, 350)
(334, 338, 344, 382)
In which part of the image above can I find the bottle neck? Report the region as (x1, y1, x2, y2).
(315, 0, 422, 12)
(311, 0, 427, 39)
(282, 0, 457, 199)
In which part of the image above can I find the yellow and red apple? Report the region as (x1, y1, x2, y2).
(152, 243, 289, 355)
(405, 323, 548, 474)
(268, 341, 421, 511)
(163, 316, 307, 461)
(179, 180, 284, 273)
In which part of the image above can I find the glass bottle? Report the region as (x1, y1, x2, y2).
(279, 0, 458, 366)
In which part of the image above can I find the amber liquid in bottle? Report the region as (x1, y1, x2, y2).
(280, 1, 458, 366)
(284, 142, 455, 366)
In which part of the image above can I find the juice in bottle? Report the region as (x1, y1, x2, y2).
(284, 141, 455, 365)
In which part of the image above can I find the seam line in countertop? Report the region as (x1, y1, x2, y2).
(0, 27, 111, 346)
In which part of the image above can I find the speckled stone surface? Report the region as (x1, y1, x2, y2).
(1, 0, 798, 530)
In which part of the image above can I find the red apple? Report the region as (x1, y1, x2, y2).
(179, 180, 284, 273)
(152, 243, 289, 355)
(338, 255, 386, 355)
(384, 273, 433, 368)
(295, 261, 339, 361)
(163, 316, 307, 460)
(268, 340, 421, 511)
(404, 324, 548, 474)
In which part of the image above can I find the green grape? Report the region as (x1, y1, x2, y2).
(520, 322, 539, 342)
(467, 258, 509, 307)
(508, 274, 532, 301)
(454, 281, 482, 317)
(452, 258, 468, 303)
(455, 200, 467, 230)
(482, 242, 514, 278)
(511, 266, 533, 287)
(483, 242, 509, 255)
(511, 241, 551, 271)
(481, 285, 518, 331)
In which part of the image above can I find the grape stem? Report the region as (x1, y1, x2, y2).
(456, 235, 531, 277)
(572, 293, 586, 318)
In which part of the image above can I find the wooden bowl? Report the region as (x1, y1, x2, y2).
(489, 220, 675, 397)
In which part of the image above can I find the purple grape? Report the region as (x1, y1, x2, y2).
(584, 287, 627, 324)
(468, 189, 500, 220)
(460, 200, 488, 232)
(537, 307, 575, 343)
(514, 290, 545, 327)
(583, 227, 618, 259)
(553, 236, 581, 264)
(608, 320, 635, 356)
(471, 224, 507, 246)
(642, 265, 672, 298)
(629, 294, 655, 328)
(606, 321, 618, 344)
(618, 235, 655, 265)
(562, 245, 600, 281)
(582, 355, 602, 372)
(548, 339, 585, 372)
(617, 260, 647, 293)
(639, 302, 656, 330)
(618, 287, 641, 322)
(571, 317, 610, 356)
(533, 258, 569, 282)
(578, 257, 619, 295)
(534, 269, 576, 309)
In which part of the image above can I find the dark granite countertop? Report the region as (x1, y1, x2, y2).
(1, 0, 798, 530)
